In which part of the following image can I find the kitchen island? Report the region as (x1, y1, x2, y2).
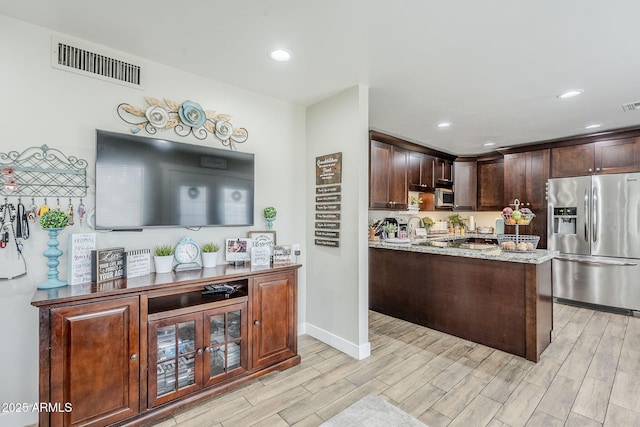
(369, 236, 556, 362)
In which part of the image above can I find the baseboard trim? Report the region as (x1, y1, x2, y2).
(304, 323, 371, 360)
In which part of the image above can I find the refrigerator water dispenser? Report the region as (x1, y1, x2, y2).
(553, 207, 577, 234)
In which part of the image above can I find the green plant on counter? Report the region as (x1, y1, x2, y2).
(383, 222, 398, 233)
(263, 206, 277, 219)
(154, 244, 174, 257)
(409, 195, 423, 207)
(201, 242, 220, 253)
(422, 216, 434, 229)
(448, 214, 465, 228)
(39, 210, 69, 229)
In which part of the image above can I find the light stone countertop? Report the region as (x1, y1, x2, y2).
(368, 233, 557, 264)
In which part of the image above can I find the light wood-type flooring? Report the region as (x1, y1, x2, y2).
(154, 303, 640, 427)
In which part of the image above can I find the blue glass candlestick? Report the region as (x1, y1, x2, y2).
(38, 227, 67, 289)
(265, 217, 275, 230)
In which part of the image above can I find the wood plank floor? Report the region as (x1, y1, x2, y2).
(153, 303, 640, 427)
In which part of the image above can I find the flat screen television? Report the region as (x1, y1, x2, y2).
(95, 130, 254, 230)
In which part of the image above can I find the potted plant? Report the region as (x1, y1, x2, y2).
(448, 213, 465, 234)
(383, 222, 398, 239)
(263, 206, 277, 230)
(422, 216, 434, 233)
(154, 244, 174, 274)
(201, 242, 220, 268)
(37, 210, 70, 289)
(408, 195, 422, 211)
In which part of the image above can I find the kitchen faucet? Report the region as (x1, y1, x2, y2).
(407, 216, 423, 238)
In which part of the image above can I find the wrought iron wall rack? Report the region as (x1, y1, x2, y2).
(0, 145, 88, 198)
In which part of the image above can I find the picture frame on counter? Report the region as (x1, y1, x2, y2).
(251, 246, 271, 266)
(91, 247, 125, 283)
(225, 238, 251, 262)
(272, 245, 292, 265)
(248, 230, 276, 251)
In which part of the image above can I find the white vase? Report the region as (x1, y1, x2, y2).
(201, 251, 218, 268)
(154, 255, 174, 274)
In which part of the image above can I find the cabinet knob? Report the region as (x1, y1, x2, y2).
(130, 354, 137, 360)
(588, 168, 593, 172)
(596, 167, 601, 172)
(254, 320, 261, 326)
(204, 347, 211, 353)
(197, 348, 204, 355)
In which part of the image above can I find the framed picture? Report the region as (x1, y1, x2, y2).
(251, 246, 271, 266)
(225, 238, 251, 262)
(248, 231, 276, 251)
(272, 245, 292, 265)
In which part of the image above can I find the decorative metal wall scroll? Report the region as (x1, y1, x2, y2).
(117, 96, 249, 149)
(314, 153, 342, 247)
(0, 145, 88, 198)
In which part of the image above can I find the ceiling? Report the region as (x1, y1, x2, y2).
(2, 1, 640, 155)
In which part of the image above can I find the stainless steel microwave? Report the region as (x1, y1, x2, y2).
(434, 188, 454, 208)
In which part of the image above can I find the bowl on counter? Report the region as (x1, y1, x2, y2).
(476, 226, 494, 234)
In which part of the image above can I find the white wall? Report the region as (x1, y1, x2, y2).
(305, 86, 370, 359)
(0, 15, 306, 427)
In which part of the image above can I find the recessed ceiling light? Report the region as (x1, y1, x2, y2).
(437, 122, 451, 128)
(483, 142, 495, 147)
(585, 124, 601, 129)
(270, 49, 293, 62)
(557, 89, 584, 99)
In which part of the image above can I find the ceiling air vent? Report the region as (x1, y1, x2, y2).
(51, 36, 144, 89)
(621, 101, 640, 112)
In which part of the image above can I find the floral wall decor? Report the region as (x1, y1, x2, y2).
(117, 97, 249, 149)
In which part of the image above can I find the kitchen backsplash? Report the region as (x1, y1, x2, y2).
(368, 210, 503, 230)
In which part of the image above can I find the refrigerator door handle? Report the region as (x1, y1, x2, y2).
(555, 255, 638, 267)
(584, 187, 589, 242)
(592, 186, 598, 243)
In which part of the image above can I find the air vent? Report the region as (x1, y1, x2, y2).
(51, 36, 143, 89)
(622, 101, 640, 112)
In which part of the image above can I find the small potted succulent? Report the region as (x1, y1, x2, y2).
(408, 195, 422, 211)
(154, 244, 174, 274)
(201, 242, 220, 268)
(383, 222, 398, 239)
(422, 216, 434, 233)
(263, 206, 277, 230)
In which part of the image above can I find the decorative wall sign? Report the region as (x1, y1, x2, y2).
(315, 152, 342, 185)
(91, 247, 125, 283)
(117, 96, 249, 149)
(316, 212, 341, 220)
(316, 185, 341, 194)
(67, 233, 96, 285)
(314, 152, 342, 248)
(315, 230, 340, 239)
(125, 249, 151, 278)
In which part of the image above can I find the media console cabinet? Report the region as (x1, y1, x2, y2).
(31, 263, 301, 427)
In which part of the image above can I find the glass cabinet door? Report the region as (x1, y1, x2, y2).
(149, 313, 203, 407)
(204, 302, 247, 385)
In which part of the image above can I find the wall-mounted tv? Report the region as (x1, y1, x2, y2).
(95, 130, 254, 230)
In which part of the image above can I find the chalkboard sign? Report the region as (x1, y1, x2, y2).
(91, 247, 125, 283)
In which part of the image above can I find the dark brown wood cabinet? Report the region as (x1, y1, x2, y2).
(477, 158, 504, 211)
(33, 264, 300, 427)
(551, 137, 640, 177)
(369, 139, 409, 209)
(453, 160, 477, 210)
(435, 158, 453, 184)
(408, 151, 435, 190)
(504, 149, 550, 248)
(250, 271, 297, 369)
(49, 296, 140, 427)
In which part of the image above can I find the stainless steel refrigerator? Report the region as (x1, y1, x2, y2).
(548, 173, 640, 315)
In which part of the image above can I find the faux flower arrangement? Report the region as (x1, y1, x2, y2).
(39, 210, 69, 229)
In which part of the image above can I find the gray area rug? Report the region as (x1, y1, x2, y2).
(320, 394, 427, 427)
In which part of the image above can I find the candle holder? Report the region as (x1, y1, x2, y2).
(38, 227, 67, 289)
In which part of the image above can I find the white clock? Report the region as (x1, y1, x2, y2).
(174, 237, 201, 271)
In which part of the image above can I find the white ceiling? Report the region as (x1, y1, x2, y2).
(2, 1, 640, 155)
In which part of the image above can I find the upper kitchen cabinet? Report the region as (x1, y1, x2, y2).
(453, 159, 477, 210)
(551, 137, 640, 177)
(477, 157, 504, 211)
(369, 139, 409, 209)
(408, 151, 435, 190)
(435, 158, 454, 184)
(504, 149, 550, 248)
